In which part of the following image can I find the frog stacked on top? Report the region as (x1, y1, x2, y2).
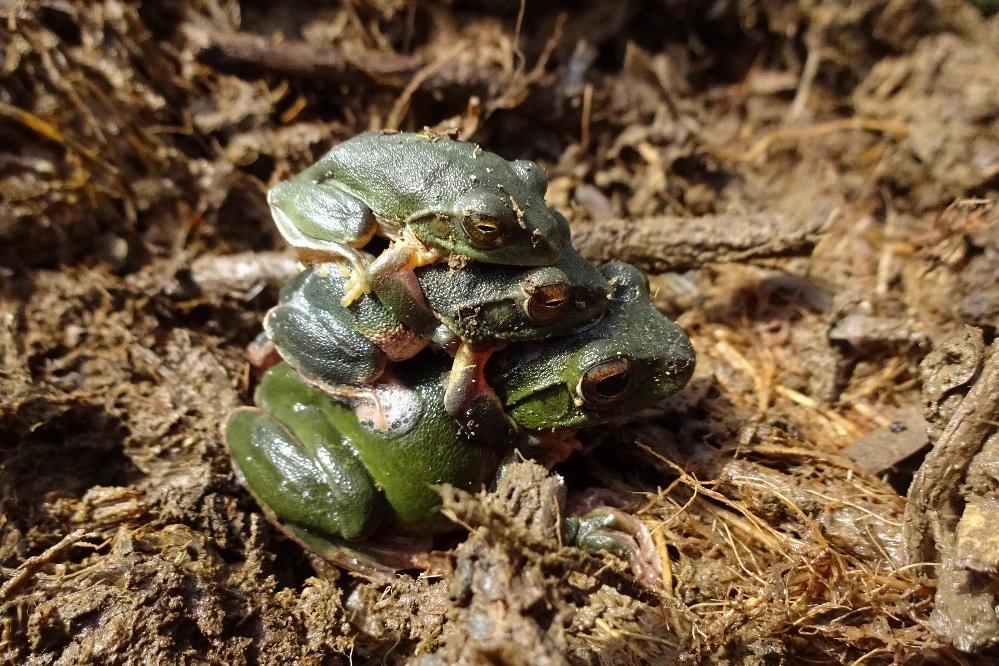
(224, 130, 696, 584)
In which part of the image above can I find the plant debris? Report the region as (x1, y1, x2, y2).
(2, 1, 998, 663)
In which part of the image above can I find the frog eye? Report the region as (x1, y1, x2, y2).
(462, 214, 507, 249)
(525, 282, 570, 324)
(577, 358, 632, 407)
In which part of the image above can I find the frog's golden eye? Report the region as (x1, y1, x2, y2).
(525, 282, 570, 324)
(462, 214, 507, 249)
(578, 358, 632, 407)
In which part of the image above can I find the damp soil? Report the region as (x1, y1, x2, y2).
(2, 1, 999, 663)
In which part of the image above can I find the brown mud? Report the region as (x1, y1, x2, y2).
(2, 1, 999, 663)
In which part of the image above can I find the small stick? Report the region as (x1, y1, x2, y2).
(572, 210, 831, 274)
(188, 26, 421, 83)
(0, 529, 89, 604)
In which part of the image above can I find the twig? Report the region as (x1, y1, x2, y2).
(187, 26, 422, 84)
(741, 118, 910, 162)
(386, 44, 464, 129)
(572, 210, 831, 274)
(189, 251, 300, 295)
(0, 529, 90, 605)
(784, 45, 822, 123)
(189, 208, 829, 297)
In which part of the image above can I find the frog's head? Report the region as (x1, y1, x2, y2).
(489, 261, 696, 431)
(408, 152, 569, 267)
(419, 247, 610, 346)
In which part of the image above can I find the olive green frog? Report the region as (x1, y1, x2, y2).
(267, 131, 569, 306)
(225, 261, 695, 575)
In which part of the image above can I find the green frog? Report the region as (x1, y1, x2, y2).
(225, 261, 695, 577)
(261, 246, 610, 439)
(267, 130, 569, 306)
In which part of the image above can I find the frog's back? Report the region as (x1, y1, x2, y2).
(317, 132, 542, 221)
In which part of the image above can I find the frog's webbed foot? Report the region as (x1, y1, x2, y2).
(564, 491, 663, 589)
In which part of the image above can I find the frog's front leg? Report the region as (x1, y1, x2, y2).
(369, 257, 442, 337)
(347, 227, 444, 308)
(443, 342, 520, 445)
(267, 179, 377, 281)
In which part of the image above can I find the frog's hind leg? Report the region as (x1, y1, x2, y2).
(284, 525, 442, 581)
(268, 179, 378, 286)
(225, 406, 386, 543)
(563, 490, 663, 589)
(264, 280, 388, 388)
(300, 243, 373, 297)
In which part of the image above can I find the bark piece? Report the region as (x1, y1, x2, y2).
(572, 211, 827, 274)
(840, 409, 928, 475)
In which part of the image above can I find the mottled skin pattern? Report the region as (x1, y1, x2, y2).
(262, 245, 610, 435)
(267, 130, 570, 306)
(224, 261, 695, 572)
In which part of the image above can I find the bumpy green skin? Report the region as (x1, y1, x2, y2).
(264, 246, 610, 395)
(264, 267, 416, 387)
(491, 260, 696, 431)
(268, 130, 568, 266)
(416, 244, 609, 347)
(226, 261, 695, 559)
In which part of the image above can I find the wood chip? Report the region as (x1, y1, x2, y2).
(840, 408, 929, 475)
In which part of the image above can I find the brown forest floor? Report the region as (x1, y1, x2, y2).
(2, 1, 999, 664)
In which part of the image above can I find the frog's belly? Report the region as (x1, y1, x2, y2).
(329, 373, 500, 534)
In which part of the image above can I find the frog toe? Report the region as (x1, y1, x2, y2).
(564, 506, 663, 589)
(340, 269, 373, 307)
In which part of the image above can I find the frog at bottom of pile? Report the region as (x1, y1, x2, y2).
(224, 261, 695, 580)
